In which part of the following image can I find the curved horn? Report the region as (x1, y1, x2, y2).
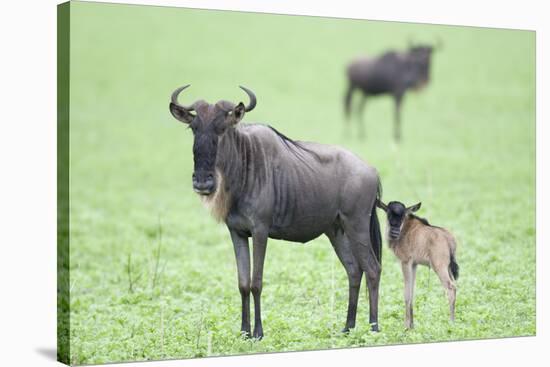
(171, 84, 195, 111)
(239, 85, 257, 112)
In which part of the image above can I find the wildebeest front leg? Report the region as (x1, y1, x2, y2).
(344, 83, 356, 120)
(357, 96, 368, 139)
(229, 230, 251, 337)
(393, 93, 404, 141)
(251, 230, 269, 339)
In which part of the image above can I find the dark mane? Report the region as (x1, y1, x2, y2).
(218, 124, 322, 201)
(411, 214, 443, 229)
(411, 214, 430, 226)
(267, 125, 323, 162)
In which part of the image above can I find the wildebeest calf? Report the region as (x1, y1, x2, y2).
(377, 200, 459, 329)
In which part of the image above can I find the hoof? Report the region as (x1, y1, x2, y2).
(240, 330, 251, 339)
(370, 323, 380, 332)
(253, 328, 264, 340)
(342, 326, 355, 334)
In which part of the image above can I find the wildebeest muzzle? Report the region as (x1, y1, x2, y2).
(389, 226, 401, 240)
(192, 171, 216, 195)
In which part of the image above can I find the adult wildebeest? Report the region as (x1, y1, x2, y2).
(344, 42, 439, 141)
(169, 85, 383, 339)
(377, 200, 459, 329)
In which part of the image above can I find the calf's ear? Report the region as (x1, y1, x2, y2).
(169, 103, 195, 124)
(376, 199, 388, 212)
(407, 202, 421, 213)
(226, 102, 246, 126)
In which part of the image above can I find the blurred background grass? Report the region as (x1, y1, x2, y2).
(66, 1, 535, 364)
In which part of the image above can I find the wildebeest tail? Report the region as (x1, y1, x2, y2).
(370, 181, 383, 265)
(449, 252, 459, 280)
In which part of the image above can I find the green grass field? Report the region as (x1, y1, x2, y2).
(63, 1, 535, 364)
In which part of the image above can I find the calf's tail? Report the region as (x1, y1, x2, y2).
(449, 252, 460, 280)
(369, 181, 383, 265)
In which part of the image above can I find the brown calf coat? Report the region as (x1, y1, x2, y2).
(385, 211, 458, 329)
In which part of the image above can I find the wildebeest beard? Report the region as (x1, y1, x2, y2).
(195, 127, 259, 222)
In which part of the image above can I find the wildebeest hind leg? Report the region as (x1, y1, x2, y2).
(326, 228, 362, 333)
(343, 219, 381, 332)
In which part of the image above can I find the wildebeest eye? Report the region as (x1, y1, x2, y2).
(189, 124, 202, 135)
(188, 119, 201, 133)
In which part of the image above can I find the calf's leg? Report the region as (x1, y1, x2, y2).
(434, 263, 457, 322)
(401, 262, 417, 329)
(229, 230, 251, 337)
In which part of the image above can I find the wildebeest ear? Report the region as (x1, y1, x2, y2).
(169, 102, 195, 124)
(376, 199, 388, 212)
(407, 202, 421, 213)
(227, 102, 245, 126)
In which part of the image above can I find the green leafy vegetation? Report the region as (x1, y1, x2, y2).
(66, 2, 535, 364)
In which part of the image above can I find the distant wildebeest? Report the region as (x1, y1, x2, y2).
(169, 85, 383, 339)
(344, 42, 440, 141)
(377, 200, 459, 329)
